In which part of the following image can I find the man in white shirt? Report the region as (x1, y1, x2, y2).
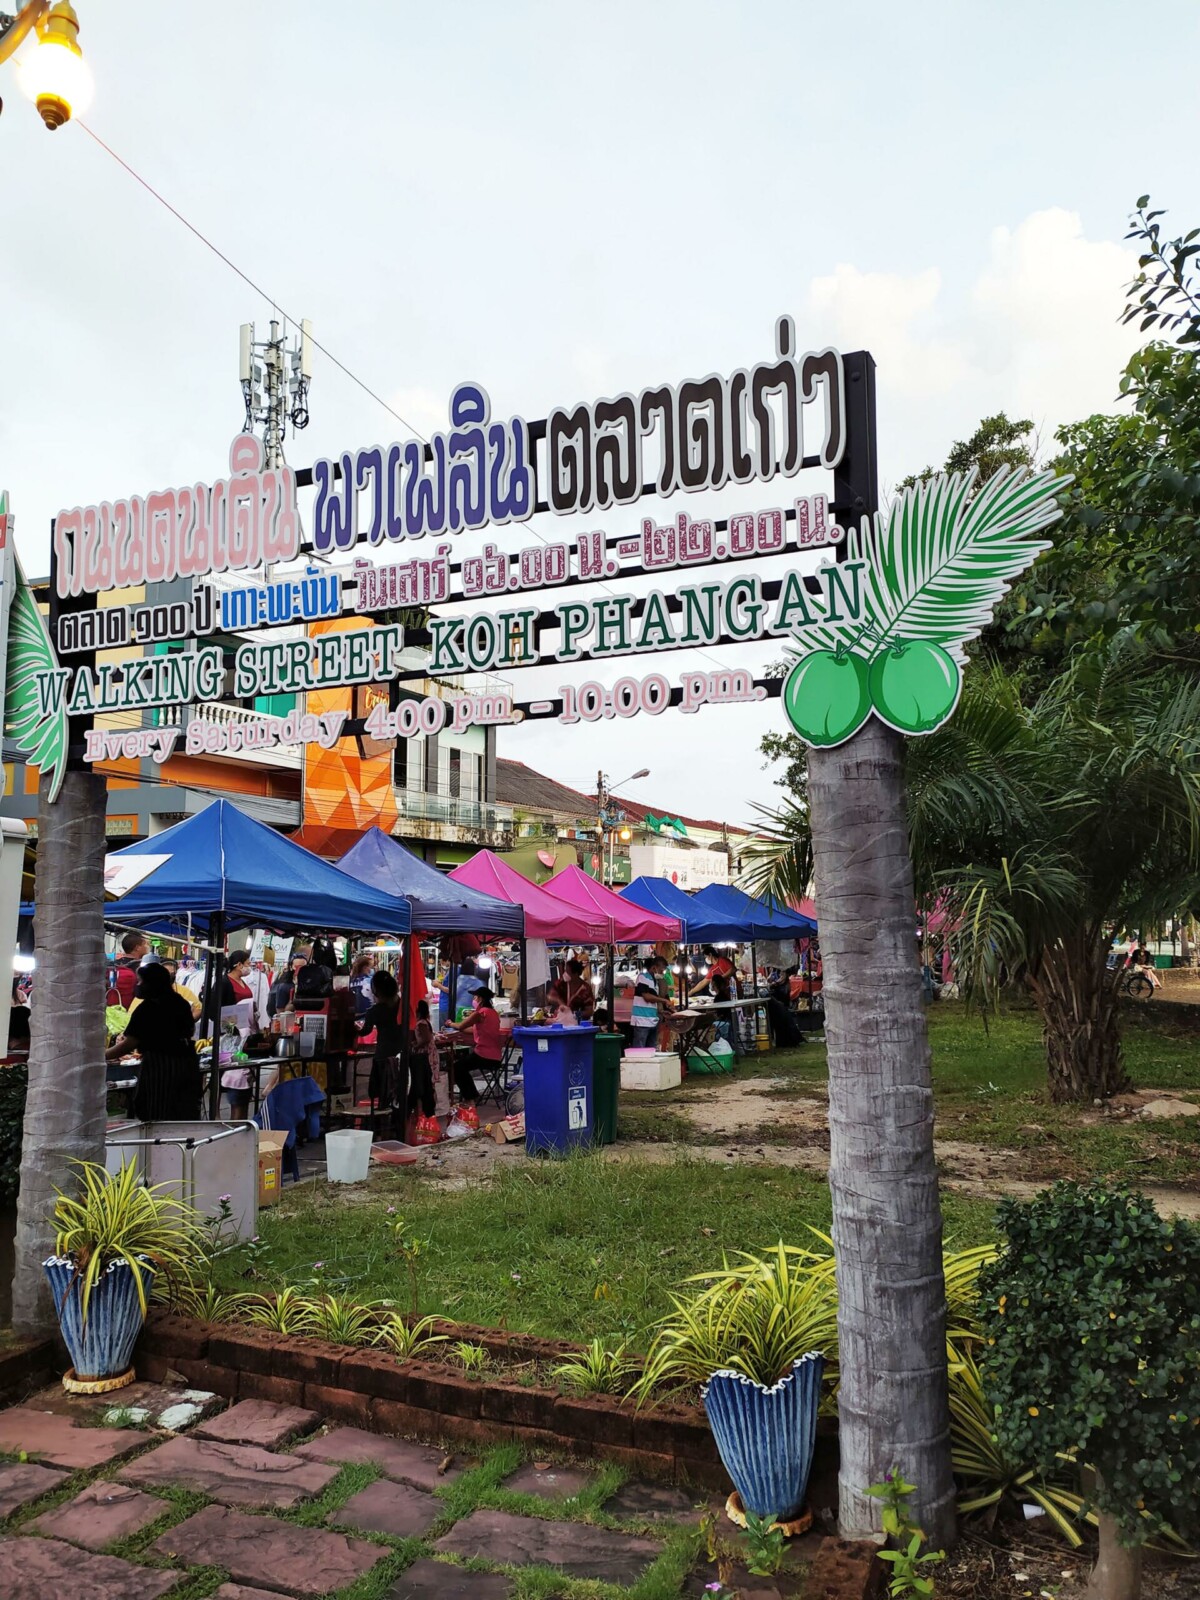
(631, 956, 668, 1047)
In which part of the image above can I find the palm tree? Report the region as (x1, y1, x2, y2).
(11, 769, 109, 1337)
(805, 721, 958, 1545)
(751, 637, 1200, 1105)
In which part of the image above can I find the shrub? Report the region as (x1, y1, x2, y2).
(551, 1337, 639, 1396)
(979, 1182, 1200, 1549)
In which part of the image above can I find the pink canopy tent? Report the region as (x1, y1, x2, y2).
(547, 864, 682, 943)
(448, 851, 611, 943)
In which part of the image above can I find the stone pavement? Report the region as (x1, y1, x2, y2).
(0, 1385, 743, 1599)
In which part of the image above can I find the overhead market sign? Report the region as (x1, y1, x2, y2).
(7, 317, 1066, 799)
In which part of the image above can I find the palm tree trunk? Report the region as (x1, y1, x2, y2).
(1027, 936, 1129, 1104)
(807, 719, 955, 1547)
(11, 769, 109, 1338)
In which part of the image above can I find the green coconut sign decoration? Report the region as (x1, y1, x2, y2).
(783, 467, 1065, 747)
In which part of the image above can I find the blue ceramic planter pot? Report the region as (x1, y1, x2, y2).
(43, 1256, 152, 1381)
(701, 1352, 825, 1521)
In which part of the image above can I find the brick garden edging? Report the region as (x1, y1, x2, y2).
(136, 1312, 840, 1504)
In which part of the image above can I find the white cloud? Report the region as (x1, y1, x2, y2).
(808, 265, 970, 397)
(971, 207, 1136, 430)
(805, 208, 1142, 482)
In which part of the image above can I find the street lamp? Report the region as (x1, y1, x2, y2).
(596, 769, 649, 885)
(1, 2, 92, 129)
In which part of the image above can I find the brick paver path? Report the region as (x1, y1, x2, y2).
(30, 1480, 165, 1548)
(196, 1399, 321, 1449)
(435, 1506, 662, 1582)
(119, 1434, 338, 1508)
(154, 1503, 387, 1595)
(0, 1388, 722, 1598)
(1, 1534, 182, 1598)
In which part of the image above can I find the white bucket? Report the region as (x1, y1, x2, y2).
(325, 1129, 374, 1183)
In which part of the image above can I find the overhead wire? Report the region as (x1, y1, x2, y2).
(74, 121, 776, 695)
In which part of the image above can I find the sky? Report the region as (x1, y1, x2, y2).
(2, 0, 1197, 827)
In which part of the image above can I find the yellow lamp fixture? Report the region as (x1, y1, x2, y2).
(14, 1, 92, 129)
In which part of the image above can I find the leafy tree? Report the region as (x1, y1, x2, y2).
(897, 412, 1036, 492)
(990, 198, 1200, 678)
(748, 638, 1200, 1101)
(980, 1183, 1200, 1600)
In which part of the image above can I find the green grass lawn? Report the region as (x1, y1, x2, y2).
(213, 1151, 996, 1349)
(622, 1000, 1200, 1185)
(210, 999, 1197, 1352)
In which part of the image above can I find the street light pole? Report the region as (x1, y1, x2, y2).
(597, 769, 649, 886)
(1, 1, 93, 128)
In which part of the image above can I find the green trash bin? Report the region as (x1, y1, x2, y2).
(592, 1032, 624, 1146)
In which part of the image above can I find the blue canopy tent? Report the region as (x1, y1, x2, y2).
(689, 882, 816, 940)
(338, 826, 528, 1024)
(105, 800, 416, 1117)
(106, 800, 413, 939)
(621, 875, 728, 944)
(337, 827, 524, 936)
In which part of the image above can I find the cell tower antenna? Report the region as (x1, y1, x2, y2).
(238, 316, 313, 468)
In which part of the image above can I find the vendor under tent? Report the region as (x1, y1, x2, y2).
(620, 875, 728, 944)
(448, 850, 610, 943)
(338, 826, 527, 1024)
(547, 863, 682, 1024)
(105, 799, 414, 1116)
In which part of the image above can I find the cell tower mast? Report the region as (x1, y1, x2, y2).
(238, 317, 313, 468)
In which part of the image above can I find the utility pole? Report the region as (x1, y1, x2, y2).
(239, 316, 313, 468)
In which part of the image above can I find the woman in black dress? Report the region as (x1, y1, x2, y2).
(105, 961, 202, 1121)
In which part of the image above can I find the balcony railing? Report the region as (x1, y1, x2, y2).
(394, 790, 513, 834)
(156, 702, 302, 769)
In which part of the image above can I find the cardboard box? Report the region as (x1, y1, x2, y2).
(490, 1113, 525, 1143)
(257, 1129, 288, 1206)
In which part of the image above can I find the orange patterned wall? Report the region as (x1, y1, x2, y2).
(296, 615, 397, 855)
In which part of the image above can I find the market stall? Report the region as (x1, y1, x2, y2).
(105, 799, 414, 1117)
(337, 828, 528, 1105)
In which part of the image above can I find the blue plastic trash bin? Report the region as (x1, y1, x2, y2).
(513, 1024, 597, 1156)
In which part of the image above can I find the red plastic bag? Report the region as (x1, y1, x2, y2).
(453, 1102, 480, 1131)
(410, 1113, 443, 1145)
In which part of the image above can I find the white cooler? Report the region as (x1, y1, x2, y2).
(620, 1051, 683, 1091)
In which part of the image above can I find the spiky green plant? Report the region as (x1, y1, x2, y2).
(634, 1241, 838, 1401)
(373, 1313, 448, 1361)
(452, 1340, 489, 1373)
(551, 1338, 639, 1397)
(307, 1293, 382, 1346)
(947, 1337, 1086, 1546)
(174, 1282, 253, 1325)
(634, 1239, 995, 1404)
(51, 1160, 203, 1322)
(244, 1285, 317, 1336)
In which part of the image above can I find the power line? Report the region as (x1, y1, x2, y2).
(73, 121, 773, 683)
(76, 121, 428, 444)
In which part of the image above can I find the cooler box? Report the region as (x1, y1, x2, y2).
(513, 1024, 597, 1156)
(592, 1032, 624, 1145)
(620, 1051, 683, 1091)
